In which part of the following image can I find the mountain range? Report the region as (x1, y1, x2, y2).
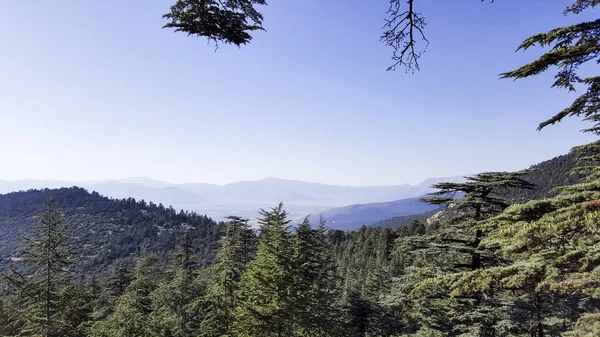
(0, 176, 464, 226)
(313, 197, 440, 230)
(0, 176, 464, 205)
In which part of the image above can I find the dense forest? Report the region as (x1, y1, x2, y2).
(0, 187, 223, 273)
(1, 143, 599, 336)
(3, 0, 600, 336)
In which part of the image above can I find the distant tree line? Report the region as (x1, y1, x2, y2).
(3, 150, 600, 336)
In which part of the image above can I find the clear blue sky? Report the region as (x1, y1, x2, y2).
(0, 0, 596, 186)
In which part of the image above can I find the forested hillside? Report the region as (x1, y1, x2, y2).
(3, 0, 600, 334)
(0, 187, 223, 273)
(1, 142, 599, 336)
(370, 209, 439, 229)
(373, 153, 579, 230)
(498, 153, 580, 202)
(0, 148, 594, 337)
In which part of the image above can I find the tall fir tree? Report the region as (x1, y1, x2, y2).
(201, 216, 257, 337)
(293, 217, 344, 336)
(150, 231, 206, 337)
(232, 203, 297, 337)
(89, 257, 162, 337)
(2, 196, 84, 337)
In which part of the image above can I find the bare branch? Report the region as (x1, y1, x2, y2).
(380, 0, 429, 73)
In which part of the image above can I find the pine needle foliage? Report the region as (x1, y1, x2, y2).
(2, 196, 82, 337)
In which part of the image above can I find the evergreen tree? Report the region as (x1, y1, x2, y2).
(107, 261, 132, 298)
(2, 196, 83, 337)
(343, 290, 372, 337)
(89, 258, 161, 337)
(163, 0, 267, 47)
(161, 0, 454, 72)
(501, 1, 600, 135)
(232, 203, 297, 337)
(387, 172, 534, 336)
(0, 297, 18, 337)
(421, 171, 534, 271)
(201, 216, 257, 336)
(294, 217, 344, 336)
(432, 141, 600, 336)
(150, 231, 206, 337)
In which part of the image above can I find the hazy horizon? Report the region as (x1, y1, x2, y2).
(0, 174, 466, 188)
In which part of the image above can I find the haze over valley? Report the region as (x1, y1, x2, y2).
(2, 1, 600, 336)
(0, 175, 464, 228)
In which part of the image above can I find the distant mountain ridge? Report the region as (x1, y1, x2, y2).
(367, 154, 583, 230)
(0, 175, 465, 209)
(315, 196, 440, 230)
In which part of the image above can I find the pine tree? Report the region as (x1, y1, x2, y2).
(201, 216, 257, 336)
(501, 1, 600, 135)
(386, 172, 535, 336)
(151, 231, 206, 337)
(232, 203, 297, 337)
(107, 261, 132, 298)
(434, 141, 600, 336)
(293, 217, 344, 336)
(89, 258, 161, 337)
(0, 296, 18, 336)
(2, 196, 82, 337)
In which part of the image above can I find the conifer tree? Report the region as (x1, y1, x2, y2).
(2, 196, 83, 337)
(344, 290, 372, 337)
(293, 217, 344, 336)
(232, 203, 297, 337)
(107, 261, 132, 298)
(89, 258, 161, 337)
(386, 172, 535, 336)
(431, 141, 600, 336)
(201, 216, 257, 336)
(151, 231, 206, 337)
(0, 297, 18, 336)
(85, 275, 113, 328)
(421, 171, 534, 271)
(501, 1, 600, 135)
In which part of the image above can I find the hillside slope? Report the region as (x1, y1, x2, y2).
(371, 153, 580, 229)
(317, 197, 440, 230)
(0, 187, 223, 273)
(498, 153, 579, 202)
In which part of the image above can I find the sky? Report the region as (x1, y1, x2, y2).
(0, 0, 597, 186)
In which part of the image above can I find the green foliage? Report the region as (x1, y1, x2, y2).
(201, 216, 257, 336)
(498, 153, 581, 203)
(293, 217, 345, 336)
(399, 141, 600, 336)
(150, 233, 206, 337)
(8, 3, 600, 336)
(232, 203, 298, 336)
(1, 150, 598, 337)
(89, 258, 162, 337)
(2, 197, 86, 337)
(501, 0, 600, 134)
(382, 171, 535, 336)
(163, 0, 267, 46)
(0, 187, 224, 274)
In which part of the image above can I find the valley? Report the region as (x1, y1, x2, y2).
(0, 175, 465, 228)
(2, 1, 599, 336)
